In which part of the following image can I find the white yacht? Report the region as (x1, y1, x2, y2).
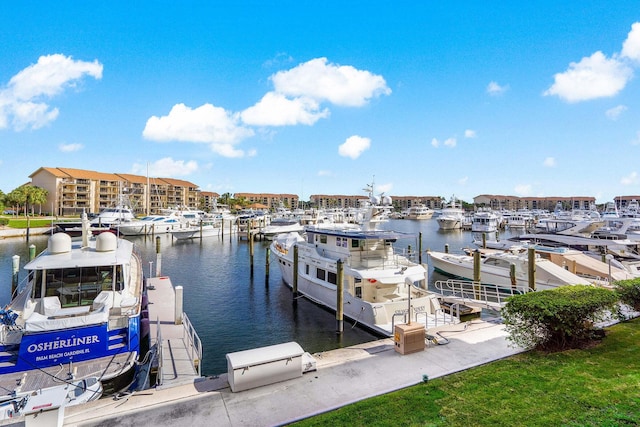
(436, 198, 464, 230)
(471, 208, 500, 233)
(428, 249, 593, 292)
(405, 205, 434, 220)
(271, 191, 456, 336)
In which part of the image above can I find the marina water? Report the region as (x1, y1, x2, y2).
(0, 220, 516, 376)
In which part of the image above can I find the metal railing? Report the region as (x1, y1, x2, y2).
(182, 313, 202, 377)
(434, 279, 526, 309)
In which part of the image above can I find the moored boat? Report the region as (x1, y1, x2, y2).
(271, 188, 457, 336)
(0, 214, 148, 397)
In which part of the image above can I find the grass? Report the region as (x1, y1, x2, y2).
(2, 218, 54, 228)
(292, 318, 640, 427)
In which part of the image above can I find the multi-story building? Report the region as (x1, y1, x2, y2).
(29, 167, 202, 216)
(473, 195, 596, 212)
(233, 193, 299, 211)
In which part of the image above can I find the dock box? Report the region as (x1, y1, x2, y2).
(394, 323, 425, 355)
(226, 341, 304, 392)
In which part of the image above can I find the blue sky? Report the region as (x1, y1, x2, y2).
(1, 2, 639, 204)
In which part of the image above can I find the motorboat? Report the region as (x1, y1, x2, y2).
(171, 220, 221, 240)
(0, 376, 102, 420)
(405, 205, 434, 220)
(271, 188, 457, 336)
(257, 217, 304, 240)
(0, 214, 148, 397)
(428, 249, 593, 292)
(471, 208, 501, 233)
(436, 198, 464, 230)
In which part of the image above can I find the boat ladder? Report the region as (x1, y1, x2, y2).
(433, 279, 526, 311)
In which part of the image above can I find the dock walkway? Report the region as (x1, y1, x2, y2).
(62, 319, 525, 427)
(146, 276, 201, 388)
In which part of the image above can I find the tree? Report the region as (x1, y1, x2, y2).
(24, 185, 48, 215)
(5, 187, 26, 214)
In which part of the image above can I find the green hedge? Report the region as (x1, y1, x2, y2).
(614, 278, 640, 311)
(501, 285, 620, 351)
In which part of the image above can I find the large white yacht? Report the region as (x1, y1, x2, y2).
(271, 189, 457, 336)
(436, 197, 465, 230)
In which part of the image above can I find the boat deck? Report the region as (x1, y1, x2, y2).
(0, 352, 136, 399)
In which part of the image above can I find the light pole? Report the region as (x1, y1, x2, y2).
(605, 254, 614, 284)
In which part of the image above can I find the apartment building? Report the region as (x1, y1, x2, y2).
(473, 194, 596, 212)
(233, 193, 299, 211)
(29, 167, 203, 216)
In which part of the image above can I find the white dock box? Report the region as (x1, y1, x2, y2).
(226, 341, 304, 392)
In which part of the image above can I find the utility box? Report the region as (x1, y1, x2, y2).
(226, 341, 304, 392)
(394, 323, 425, 355)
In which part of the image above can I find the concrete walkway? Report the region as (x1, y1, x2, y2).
(62, 320, 525, 426)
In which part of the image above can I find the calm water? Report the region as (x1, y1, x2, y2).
(0, 220, 517, 375)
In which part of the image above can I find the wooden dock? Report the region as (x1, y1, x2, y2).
(146, 276, 202, 389)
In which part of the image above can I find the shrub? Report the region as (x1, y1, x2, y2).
(501, 285, 619, 351)
(614, 278, 640, 311)
(0, 218, 8, 226)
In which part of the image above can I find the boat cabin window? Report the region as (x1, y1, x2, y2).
(34, 265, 123, 307)
(355, 286, 362, 299)
(352, 239, 360, 249)
(319, 234, 327, 244)
(327, 271, 337, 285)
(316, 268, 326, 281)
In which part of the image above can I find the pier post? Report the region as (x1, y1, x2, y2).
(155, 236, 162, 277)
(444, 244, 449, 254)
(336, 259, 344, 333)
(418, 232, 423, 265)
(510, 263, 516, 289)
(11, 255, 19, 296)
(249, 231, 254, 276)
(528, 247, 536, 291)
(482, 233, 487, 248)
(293, 245, 299, 298)
(29, 244, 36, 261)
(26, 216, 30, 243)
(265, 247, 270, 281)
(473, 249, 481, 299)
(175, 285, 183, 325)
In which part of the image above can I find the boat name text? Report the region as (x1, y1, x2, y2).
(27, 335, 100, 353)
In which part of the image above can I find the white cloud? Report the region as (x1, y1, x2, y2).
(544, 51, 632, 102)
(317, 170, 333, 176)
(458, 176, 468, 185)
(0, 54, 103, 131)
(131, 157, 198, 177)
(464, 129, 477, 138)
(487, 81, 508, 96)
(142, 103, 255, 157)
(605, 105, 627, 120)
(632, 131, 640, 146)
(431, 136, 457, 148)
(240, 92, 329, 126)
(338, 135, 371, 159)
(620, 171, 638, 185)
(377, 183, 393, 194)
(621, 22, 640, 62)
(543, 157, 556, 167)
(514, 184, 532, 196)
(271, 57, 391, 107)
(59, 143, 83, 152)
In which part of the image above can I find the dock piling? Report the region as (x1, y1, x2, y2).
(336, 259, 344, 333)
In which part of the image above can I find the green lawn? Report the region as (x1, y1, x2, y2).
(293, 318, 640, 427)
(1, 218, 54, 228)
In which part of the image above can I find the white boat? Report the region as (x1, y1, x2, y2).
(0, 214, 148, 397)
(90, 203, 136, 228)
(0, 376, 102, 420)
(428, 249, 593, 292)
(271, 189, 457, 336)
(471, 208, 500, 233)
(171, 221, 221, 240)
(436, 198, 464, 230)
(405, 205, 434, 220)
(257, 217, 304, 240)
(130, 213, 188, 234)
